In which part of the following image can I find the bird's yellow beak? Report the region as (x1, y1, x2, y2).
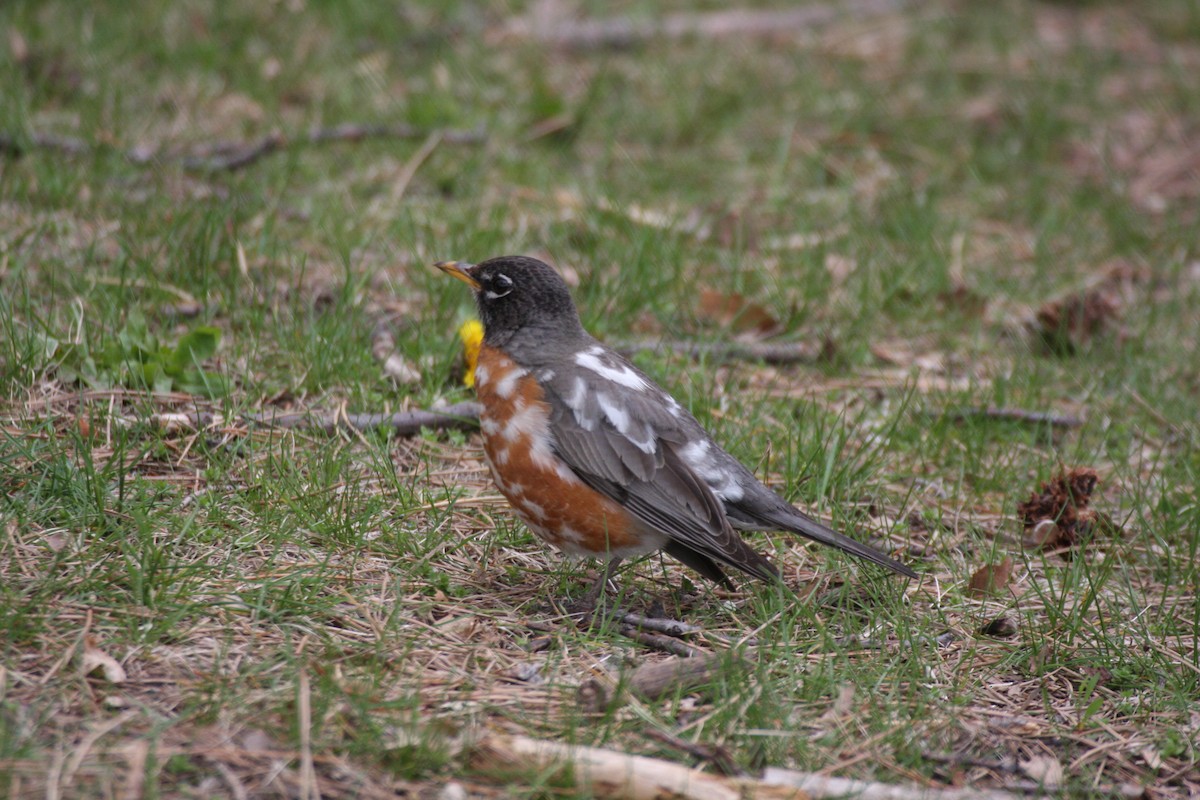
(435, 260, 480, 290)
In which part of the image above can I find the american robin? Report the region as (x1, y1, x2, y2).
(436, 256, 916, 600)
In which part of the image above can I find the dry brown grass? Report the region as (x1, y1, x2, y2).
(4, 0, 1200, 796)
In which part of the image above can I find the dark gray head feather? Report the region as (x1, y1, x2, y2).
(465, 256, 585, 353)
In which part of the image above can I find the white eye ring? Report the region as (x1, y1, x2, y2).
(485, 273, 513, 299)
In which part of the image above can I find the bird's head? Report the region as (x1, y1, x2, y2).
(436, 256, 583, 348)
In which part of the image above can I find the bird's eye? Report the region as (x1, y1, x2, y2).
(486, 273, 514, 299)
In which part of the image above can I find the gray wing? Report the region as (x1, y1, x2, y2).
(543, 363, 778, 583)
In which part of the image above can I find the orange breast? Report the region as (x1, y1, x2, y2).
(474, 344, 662, 559)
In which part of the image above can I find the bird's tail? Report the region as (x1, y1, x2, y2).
(778, 509, 917, 578)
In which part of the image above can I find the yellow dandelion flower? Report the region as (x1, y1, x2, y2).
(457, 319, 484, 388)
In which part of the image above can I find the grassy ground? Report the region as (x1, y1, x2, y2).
(3, 0, 1199, 797)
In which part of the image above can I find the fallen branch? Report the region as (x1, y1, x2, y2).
(182, 123, 485, 172)
(618, 626, 704, 658)
(576, 652, 734, 715)
(472, 733, 1102, 800)
(761, 767, 1145, 800)
(1, 122, 487, 172)
(387, 130, 443, 203)
(148, 401, 481, 436)
(500, 0, 915, 49)
(0, 131, 90, 157)
(619, 612, 703, 638)
(470, 733, 805, 800)
(554, 190, 846, 251)
(308, 121, 485, 147)
(179, 132, 286, 172)
(626, 652, 732, 701)
(644, 728, 744, 778)
(930, 407, 1083, 429)
(618, 338, 832, 365)
(248, 402, 482, 435)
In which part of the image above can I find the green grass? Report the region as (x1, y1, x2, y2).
(3, 0, 1200, 796)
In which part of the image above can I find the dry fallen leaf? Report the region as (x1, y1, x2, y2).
(213, 92, 266, 126)
(8, 28, 30, 64)
(372, 324, 421, 385)
(1078, 665, 1113, 687)
(1034, 288, 1123, 354)
(1068, 109, 1200, 212)
(576, 678, 610, 715)
(507, 661, 543, 684)
(968, 557, 1014, 597)
(1019, 753, 1063, 787)
(1031, 261, 1139, 354)
(824, 253, 857, 285)
(381, 353, 421, 384)
(119, 740, 150, 799)
(81, 636, 127, 684)
(938, 280, 989, 318)
(819, 683, 856, 721)
(696, 287, 781, 340)
(241, 728, 274, 753)
(1023, 519, 1064, 549)
(979, 616, 1018, 638)
(439, 614, 479, 640)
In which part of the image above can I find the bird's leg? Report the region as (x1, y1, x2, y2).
(566, 557, 624, 621)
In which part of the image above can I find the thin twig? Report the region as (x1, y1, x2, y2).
(620, 612, 703, 638)
(643, 728, 745, 777)
(0, 131, 89, 157)
(762, 766, 1130, 800)
(1, 123, 487, 172)
(296, 670, 320, 800)
(920, 751, 1019, 774)
(501, 0, 915, 49)
(617, 338, 831, 365)
(146, 401, 482, 436)
(307, 122, 485, 146)
(930, 406, 1083, 429)
(248, 402, 481, 435)
(181, 132, 286, 171)
(388, 130, 443, 203)
(211, 760, 250, 800)
(473, 733, 1062, 800)
(619, 626, 704, 657)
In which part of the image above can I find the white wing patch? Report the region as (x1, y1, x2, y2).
(680, 438, 744, 502)
(563, 376, 593, 431)
(571, 345, 661, 452)
(679, 439, 710, 464)
(596, 391, 628, 431)
(596, 391, 656, 454)
(574, 347, 648, 391)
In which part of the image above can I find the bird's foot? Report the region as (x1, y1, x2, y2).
(562, 589, 622, 630)
(557, 558, 625, 627)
